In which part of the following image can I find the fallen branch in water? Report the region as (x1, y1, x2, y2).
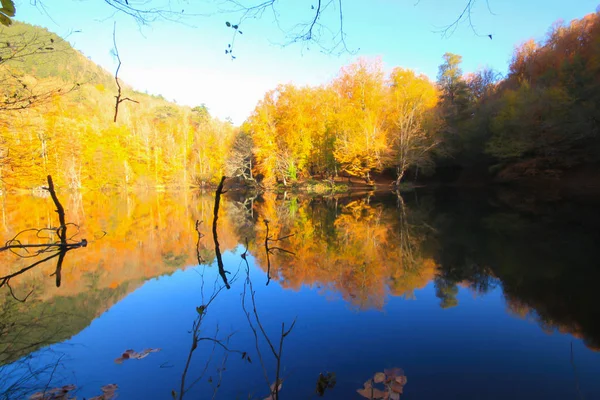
(212, 176, 230, 289)
(0, 175, 87, 301)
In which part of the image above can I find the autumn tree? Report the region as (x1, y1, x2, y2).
(225, 130, 254, 181)
(386, 68, 440, 185)
(331, 59, 389, 183)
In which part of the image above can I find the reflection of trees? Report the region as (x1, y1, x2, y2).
(249, 193, 437, 309)
(432, 190, 600, 350)
(0, 176, 87, 301)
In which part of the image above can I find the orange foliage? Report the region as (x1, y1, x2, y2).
(248, 194, 438, 309)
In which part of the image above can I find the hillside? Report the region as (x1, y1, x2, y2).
(0, 21, 238, 190)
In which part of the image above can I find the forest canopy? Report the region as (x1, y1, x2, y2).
(1, 10, 600, 190)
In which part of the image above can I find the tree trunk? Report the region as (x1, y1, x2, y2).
(395, 167, 405, 187)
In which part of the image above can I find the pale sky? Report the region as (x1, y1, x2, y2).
(14, 0, 599, 124)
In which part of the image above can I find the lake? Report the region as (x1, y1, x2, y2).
(1, 187, 599, 399)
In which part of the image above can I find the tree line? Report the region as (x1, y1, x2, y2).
(2, 11, 600, 190)
(242, 10, 600, 186)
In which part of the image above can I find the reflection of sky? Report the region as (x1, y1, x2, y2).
(19, 250, 600, 399)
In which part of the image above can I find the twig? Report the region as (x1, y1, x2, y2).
(241, 243, 297, 399)
(263, 220, 295, 285)
(195, 220, 206, 264)
(570, 341, 583, 400)
(0, 175, 88, 298)
(45, 175, 66, 244)
(112, 22, 138, 123)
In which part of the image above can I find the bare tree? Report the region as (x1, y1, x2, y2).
(224, 131, 254, 181)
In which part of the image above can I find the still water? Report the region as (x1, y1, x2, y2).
(0, 188, 599, 399)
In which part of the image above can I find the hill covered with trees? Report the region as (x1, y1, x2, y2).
(2, 11, 600, 192)
(242, 10, 600, 190)
(1, 21, 237, 191)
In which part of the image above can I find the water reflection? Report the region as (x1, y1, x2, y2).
(0, 187, 599, 398)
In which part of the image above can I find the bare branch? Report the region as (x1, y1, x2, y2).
(240, 245, 296, 399)
(212, 176, 230, 289)
(0, 175, 88, 299)
(263, 220, 295, 285)
(112, 22, 138, 123)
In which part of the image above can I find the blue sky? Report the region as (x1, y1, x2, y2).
(14, 0, 599, 124)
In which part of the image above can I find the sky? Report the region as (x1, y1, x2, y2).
(14, 0, 600, 124)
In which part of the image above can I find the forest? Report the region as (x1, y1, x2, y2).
(1, 11, 600, 191)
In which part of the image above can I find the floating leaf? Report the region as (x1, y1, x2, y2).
(264, 380, 283, 400)
(394, 376, 407, 385)
(115, 348, 160, 363)
(374, 372, 386, 383)
(89, 383, 118, 400)
(29, 385, 76, 400)
(384, 368, 404, 379)
(357, 386, 386, 399)
(315, 372, 336, 396)
(390, 381, 404, 394)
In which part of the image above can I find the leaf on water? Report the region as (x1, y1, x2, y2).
(115, 348, 161, 363)
(264, 380, 283, 400)
(29, 385, 77, 400)
(89, 383, 119, 400)
(384, 368, 404, 379)
(374, 372, 386, 383)
(270, 380, 283, 392)
(358, 368, 407, 399)
(315, 372, 336, 396)
(394, 376, 407, 386)
(389, 381, 404, 394)
(357, 386, 387, 399)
